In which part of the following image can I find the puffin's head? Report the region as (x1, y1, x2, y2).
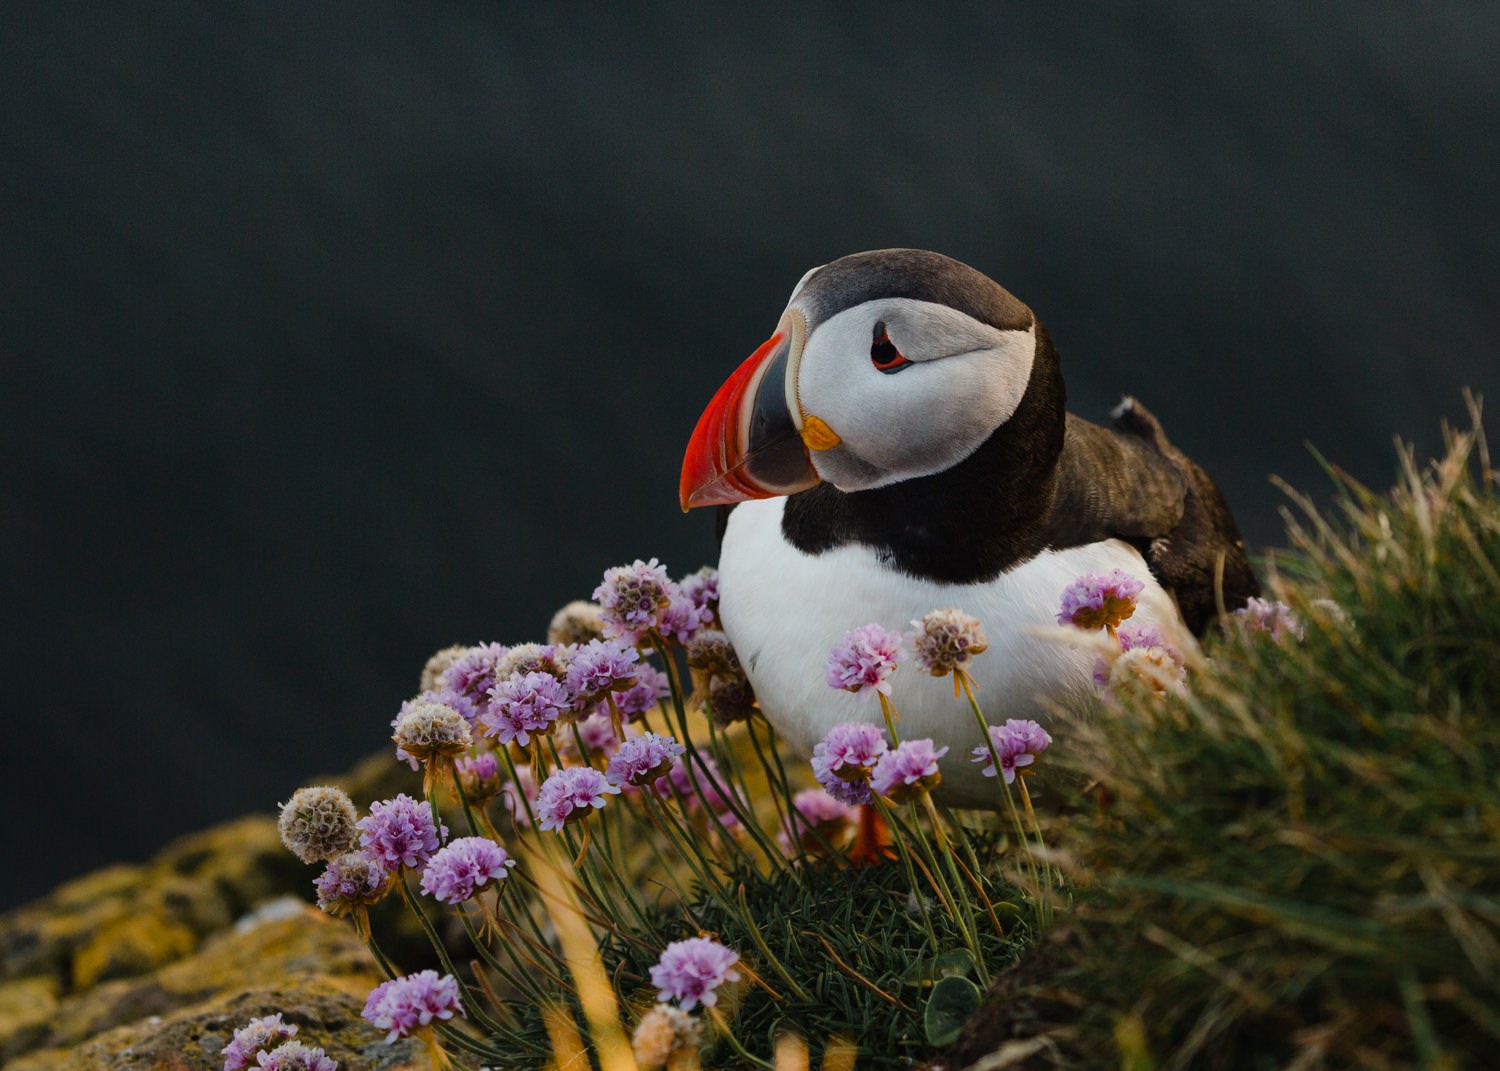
(680, 249, 1044, 509)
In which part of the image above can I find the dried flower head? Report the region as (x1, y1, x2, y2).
(1225, 597, 1305, 643)
(632, 1003, 702, 1070)
(254, 1042, 338, 1071)
(362, 970, 464, 1043)
(607, 732, 687, 787)
(779, 788, 858, 855)
(222, 1014, 298, 1071)
(650, 937, 741, 1011)
(535, 766, 621, 832)
(871, 738, 949, 803)
(825, 623, 906, 698)
(971, 719, 1053, 783)
(480, 671, 572, 747)
(1092, 622, 1182, 687)
(1109, 645, 1188, 698)
(1058, 569, 1145, 631)
(565, 639, 642, 705)
(391, 700, 472, 765)
(496, 642, 568, 682)
(278, 786, 358, 865)
(708, 674, 757, 727)
(419, 644, 469, 695)
(314, 852, 390, 917)
(594, 558, 675, 642)
(357, 794, 446, 871)
(419, 836, 515, 904)
(548, 600, 607, 646)
(684, 629, 742, 681)
(909, 609, 989, 677)
(455, 751, 503, 803)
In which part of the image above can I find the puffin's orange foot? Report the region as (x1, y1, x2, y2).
(848, 804, 896, 865)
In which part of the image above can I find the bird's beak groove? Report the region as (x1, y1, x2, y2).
(679, 313, 822, 510)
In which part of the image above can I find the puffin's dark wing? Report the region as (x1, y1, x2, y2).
(1044, 402, 1259, 635)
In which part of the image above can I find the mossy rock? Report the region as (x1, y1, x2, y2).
(71, 911, 199, 991)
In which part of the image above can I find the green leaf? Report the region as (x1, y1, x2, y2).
(902, 948, 978, 988)
(924, 974, 982, 1048)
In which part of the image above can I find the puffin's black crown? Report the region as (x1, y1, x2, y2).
(798, 249, 1034, 334)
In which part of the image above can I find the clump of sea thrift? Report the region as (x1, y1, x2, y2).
(278, 786, 358, 865)
(565, 638, 642, 705)
(614, 663, 670, 721)
(254, 1042, 338, 1071)
(779, 788, 858, 856)
(871, 738, 949, 803)
(314, 852, 389, 917)
(419, 836, 515, 904)
(1225, 596, 1305, 643)
(535, 766, 621, 831)
(658, 587, 712, 645)
(972, 720, 1053, 783)
(440, 642, 508, 722)
(1058, 569, 1145, 632)
(595, 558, 675, 643)
(480, 671, 571, 746)
(679, 565, 720, 620)
(909, 609, 989, 677)
(632, 1003, 703, 1069)
(825, 624, 906, 698)
(650, 936, 741, 1011)
(222, 1014, 298, 1071)
(357, 794, 446, 871)
(362, 970, 465, 1043)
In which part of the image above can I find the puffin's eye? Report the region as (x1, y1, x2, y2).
(870, 321, 911, 374)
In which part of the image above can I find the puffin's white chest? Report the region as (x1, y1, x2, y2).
(719, 497, 1184, 807)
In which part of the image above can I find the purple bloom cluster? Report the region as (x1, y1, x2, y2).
(1057, 570, 1145, 631)
(480, 671, 572, 746)
(825, 624, 906, 698)
(594, 558, 675, 643)
(811, 722, 889, 806)
(535, 767, 621, 832)
(871, 738, 949, 802)
(222, 1014, 298, 1071)
(419, 836, 516, 904)
(657, 588, 713, 645)
(1226, 597, 1305, 643)
(565, 639, 642, 705)
(254, 1043, 338, 1071)
(971, 719, 1053, 784)
(650, 937, 741, 1011)
(314, 852, 389, 917)
(357, 794, 446, 870)
(571, 707, 622, 761)
(362, 970, 464, 1043)
(607, 732, 687, 787)
(679, 565, 719, 620)
(455, 751, 503, 802)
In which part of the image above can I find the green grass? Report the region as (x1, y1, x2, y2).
(1001, 404, 1500, 1070)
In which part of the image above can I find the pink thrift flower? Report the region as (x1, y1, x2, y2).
(871, 738, 949, 803)
(254, 1043, 337, 1071)
(222, 1015, 298, 1071)
(650, 937, 741, 1011)
(480, 671, 572, 747)
(418, 836, 515, 904)
(565, 639, 641, 705)
(1226, 597, 1304, 643)
(440, 642, 509, 722)
(614, 663, 670, 721)
(594, 558, 675, 642)
(608, 732, 687, 787)
(971, 719, 1053, 783)
(1092, 622, 1182, 686)
(1058, 570, 1145, 631)
(779, 788, 859, 855)
(535, 767, 620, 832)
(362, 971, 464, 1043)
(825, 624, 907, 698)
(357, 794, 446, 871)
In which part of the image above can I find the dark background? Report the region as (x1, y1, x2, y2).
(4, 3, 1497, 910)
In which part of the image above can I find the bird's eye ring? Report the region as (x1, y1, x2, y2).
(870, 322, 911, 373)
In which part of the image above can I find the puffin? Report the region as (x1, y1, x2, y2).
(679, 249, 1257, 806)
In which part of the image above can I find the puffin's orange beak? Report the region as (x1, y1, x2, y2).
(679, 328, 822, 510)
